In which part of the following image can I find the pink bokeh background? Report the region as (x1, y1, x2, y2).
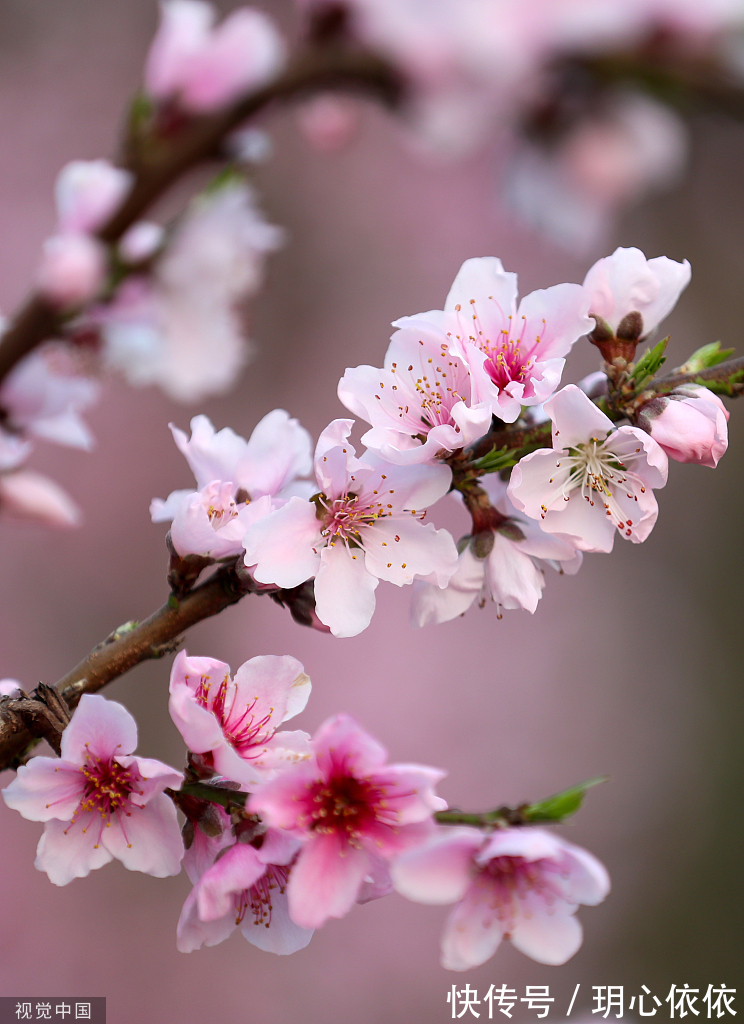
(0, 2, 742, 1022)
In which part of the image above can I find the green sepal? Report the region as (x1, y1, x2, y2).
(472, 445, 518, 474)
(522, 775, 608, 823)
(630, 337, 669, 386)
(676, 341, 735, 375)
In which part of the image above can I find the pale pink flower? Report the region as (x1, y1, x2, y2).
(0, 430, 32, 472)
(0, 470, 81, 528)
(424, 257, 593, 423)
(99, 182, 282, 402)
(118, 221, 165, 264)
(583, 246, 691, 341)
(0, 679, 21, 697)
(338, 315, 491, 465)
(37, 234, 107, 307)
(177, 829, 313, 954)
(296, 95, 361, 152)
(54, 160, 132, 236)
(391, 826, 609, 970)
(637, 384, 729, 467)
(411, 477, 581, 625)
(249, 714, 447, 930)
(145, 1, 286, 113)
(169, 651, 311, 787)
(2, 694, 183, 886)
(508, 385, 668, 552)
(0, 343, 98, 451)
(242, 419, 457, 637)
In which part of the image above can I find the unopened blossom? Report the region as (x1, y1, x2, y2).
(392, 826, 609, 970)
(169, 651, 311, 786)
(145, 0, 286, 114)
(98, 181, 282, 402)
(2, 694, 183, 886)
(55, 160, 132, 236)
(37, 234, 107, 307)
(249, 714, 447, 930)
(177, 829, 313, 954)
(151, 411, 312, 559)
(508, 385, 668, 552)
(411, 476, 582, 626)
(418, 257, 592, 423)
(583, 245, 691, 344)
(242, 419, 457, 637)
(0, 470, 81, 528)
(0, 343, 98, 451)
(338, 313, 491, 465)
(637, 384, 729, 467)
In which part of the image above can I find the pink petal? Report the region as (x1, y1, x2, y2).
(287, 833, 369, 929)
(509, 896, 584, 965)
(60, 694, 137, 764)
(440, 889, 506, 971)
(101, 792, 183, 877)
(240, 889, 314, 955)
(363, 517, 458, 588)
(196, 844, 266, 920)
(231, 654, 309, 728)
(2, 758, 82, 822)
(243, 497, 322, 588)
(544, 385, 614, 449)
(177, 887, 236, 953)
(410, 549, 483, 627)
(313, 543, 379, 637)
(392, 828, 481, 904)
(35, 817, 114, 886)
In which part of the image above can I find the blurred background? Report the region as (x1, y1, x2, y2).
(0, 1, 742, 1022)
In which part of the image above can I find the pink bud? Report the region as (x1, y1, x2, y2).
(639, 385, 729, 468)
(296, 95, 361, 152)
(119, 221, 165, 263)
(0, 470, 81, 527)
(55, 160, 132, 235)
(144, 0, 214, 99)
(37, 234, 106, 307)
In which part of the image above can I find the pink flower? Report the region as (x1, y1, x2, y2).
(0, 470, 81, 528)
(177, 829, 313, 954)
(508, 385, 668, 552)
(637, 385, 729, 468)
(411, 477, 581, 625)
(241, 419, 458, 637)
(37, 234, 107, 307)
(2, 694, 183, 886)
(54, 160, 132, 236)
(249, 714, 447, 929)
(145, 1, 286, 113)
(0, 679, 21, 697)
(169, 651, 312, 786)
(583, 245, 691, 341)
(392, 826, 609, 970)
(429, 257, 593, 423)
(338, 315, 491, 465)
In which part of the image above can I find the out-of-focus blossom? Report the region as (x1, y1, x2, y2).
(177, 829, 314, 954)
(0, 343, 98, 451)
(169, 651, 311, 786)
(637, 384, 729, 467)
(242, 419, 457, 637)
(508, 385, 668, 552)
(424, 257, 592, 423)
(504, 93, 687, 253)
(98, 181, 282, 402)
(118, 221, 165, 264)
(54, 160, 132, 236)
(145, 0, 286, 114)
(391, 825, 610, 970)
(249, 714, 447, 929)
(151, 411, 312, 558)
(37, 234, 107, 307)
(0, 470, 81, 528)
(2, 694, 183, 886)
(338, 313, 491, 465)
(583, 246, 691, 342)
(296, 95, 361, 151)
(0, 679, 21, 697)
(411, 476, 582, 625)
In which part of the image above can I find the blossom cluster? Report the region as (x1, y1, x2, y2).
(150, 245, 728, 633)
(2, 659, 608, 969)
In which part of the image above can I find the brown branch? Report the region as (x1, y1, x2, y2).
(650, 354, 744, 394)
(0, 44, 401, 387)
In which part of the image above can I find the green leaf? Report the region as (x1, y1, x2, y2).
(522, 775, 608, 823)
(472, 445, 518, 474)
(629, 337, 669, 385)
(676, 341, 735, 375)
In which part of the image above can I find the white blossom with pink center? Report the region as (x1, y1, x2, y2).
(637, 384, 729, 468)
(583, 246, 691, 340)
(391, 825, 609, 970)
(420, 257, 593, 424)
(338, 316, 491, 465)
(241, 419, 458, 637)
(249, 714, 447, 930)
(151, 410, 312, 559)
(508, 385, 668, 553)
(411, 476, 582, 626)
(145, 0, 286, 114)
(169, 651, 312, 787)
(177, 828, 313, 955)
(2, 694, 183, 886)
(98, 181, 283, 403)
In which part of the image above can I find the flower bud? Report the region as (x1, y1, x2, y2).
(55, 160, 132, 235)
(637, 384, 729, 467)
(37, 234, 106, 307)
